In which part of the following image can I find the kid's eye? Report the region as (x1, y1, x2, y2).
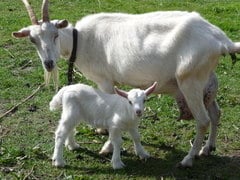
(128, 101, 132, 105)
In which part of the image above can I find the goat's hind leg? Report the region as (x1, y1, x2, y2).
(177, 77, 211, 168)
(65, 128, 80, 151)
(52, 115, 78, 167)
(200, 100, 220, 156)
(99, 139, 113, 155)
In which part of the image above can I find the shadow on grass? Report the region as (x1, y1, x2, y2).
(66, 143, 240, 179)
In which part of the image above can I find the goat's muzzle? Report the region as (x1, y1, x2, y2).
(136, 110, 142, 117)
(44, 60, 54, 72)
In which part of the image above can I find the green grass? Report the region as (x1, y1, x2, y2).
(1, 0, 240, 179)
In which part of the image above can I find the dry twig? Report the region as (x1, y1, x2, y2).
(23, 165, 36, 180)
(0, 83, 45, 121)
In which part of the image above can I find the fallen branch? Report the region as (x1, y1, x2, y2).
(20, 60, 33, 70)
(23, 165, 36, 180)
(4, 48, 15, 58)
(56, 171, 65, 179)
(0, 83, 45, 121)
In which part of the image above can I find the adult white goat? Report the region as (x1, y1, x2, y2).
(13, 0, 240, 167)
(50, 82, 157, 169)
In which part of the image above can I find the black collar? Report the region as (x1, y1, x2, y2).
(67, 28, 78, 85)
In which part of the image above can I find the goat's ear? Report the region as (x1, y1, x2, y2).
(115, 87, 128, 99)
(12, 28, 30, 38)
(144, 81, 157, 96)
(55, 19, 68, 29)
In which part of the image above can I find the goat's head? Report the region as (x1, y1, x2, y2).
(12, 0, 68, 85)
(115, 82, 157, 117)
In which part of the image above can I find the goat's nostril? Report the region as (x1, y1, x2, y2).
(136, 110, 142, 116)
(44, 60, 54, 71)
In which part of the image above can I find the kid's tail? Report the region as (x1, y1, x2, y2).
(49, 86, 67, 111)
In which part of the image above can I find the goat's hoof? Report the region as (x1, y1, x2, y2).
(176, 162, 192, 169)
(177, 155, 193, 168)
(176, 161, 192, 169)
(52, 159, 66, 168)
(141, 157, 150, 162)
(99, 150, 111, 156)
(199, 146, 216, 156)
(194, 155, 200, 159)
(95, 128, 109, 135)
(112, 161, 126, 170)
(139, 152, 150, 160)
(99, 141, 113, 155)
(66, 143, 80, 151)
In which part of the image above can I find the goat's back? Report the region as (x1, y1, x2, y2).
(74, 11, 234, 92)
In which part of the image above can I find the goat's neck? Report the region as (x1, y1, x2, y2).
(59, 26, 75, 60)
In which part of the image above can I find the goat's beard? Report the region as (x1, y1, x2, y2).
(44, 66, 59, 92)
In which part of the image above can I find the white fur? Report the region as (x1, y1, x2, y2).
(13, 6, 240, 167)
(58, 12, 240, 167)
(50, 83, 156, 169)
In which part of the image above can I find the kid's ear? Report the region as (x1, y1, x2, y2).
(145, 81, 157, 96)
(114, 87, 128, 99)
(12, 28, 30, 38)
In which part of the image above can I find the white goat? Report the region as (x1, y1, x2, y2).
(49, 82, 157, 169)
(13, 0, 240, 167)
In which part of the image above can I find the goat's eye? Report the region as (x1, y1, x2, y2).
(54, 34, 59, 42)
(128, 101, 132, 105)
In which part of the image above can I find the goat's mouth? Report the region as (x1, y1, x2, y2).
(136, 112, 143, 117)
(45, 66, 54, 72)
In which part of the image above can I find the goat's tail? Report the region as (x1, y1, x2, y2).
(228, 42, 240, 65)
(49, 86, 67, 111)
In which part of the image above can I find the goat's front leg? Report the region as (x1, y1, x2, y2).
(109, 128, 125, 169)
(129, 128, 150, 160)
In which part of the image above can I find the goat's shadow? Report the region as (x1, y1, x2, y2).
(65, 142, 240, 179)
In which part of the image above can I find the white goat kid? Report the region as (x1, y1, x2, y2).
(13, 0, 240, 168)
(50, 82, 157, 169)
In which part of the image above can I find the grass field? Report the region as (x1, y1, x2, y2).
(1, 0, 240, 179)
